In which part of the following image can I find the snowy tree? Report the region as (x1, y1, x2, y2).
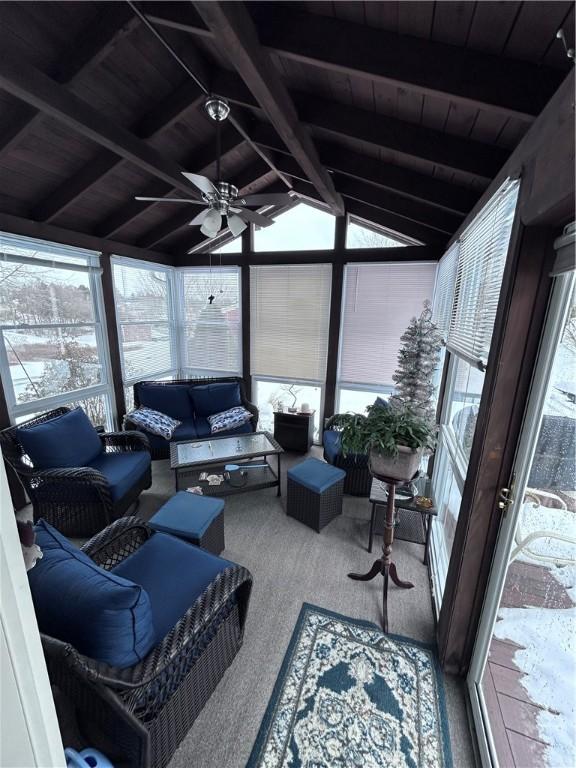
(388, 301, 442, 425)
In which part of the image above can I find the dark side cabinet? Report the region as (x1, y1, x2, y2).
(273, 411, 315, 452)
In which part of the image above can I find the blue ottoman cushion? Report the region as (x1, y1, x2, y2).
(17, 408, 102, 470)
(190, 382, 241, 417)
(288, 457, 346, 494)
(112, 532, 233, 643)
(29, 520, 155, 668)
(89, 451, 151, 502)
(150, 492, 224, 540)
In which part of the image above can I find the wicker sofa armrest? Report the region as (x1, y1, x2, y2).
(100, 430, 150, 453)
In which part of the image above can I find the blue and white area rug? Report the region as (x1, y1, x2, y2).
(247, 603, 453, 768)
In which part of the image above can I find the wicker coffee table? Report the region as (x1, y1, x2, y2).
(170, 431, 283, 497)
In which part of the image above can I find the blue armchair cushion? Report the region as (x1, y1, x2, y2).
(189, 382, 241, 417)
(29, 520, 155, 668)
(89, 451, 151, 502)
(138, 384, 194, 420)
(208, 406, 252, 434)
(112, 532, 233, 643)
(127, 407, 181, 440)
(17, 408, 102, 470)
(288, 457, 346, 494)
(150, 491, 224, 540)
(322, 429, 342, 464)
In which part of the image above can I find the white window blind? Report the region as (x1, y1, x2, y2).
(338, 262, 437, 388)
(250, 264, 332, 381)
(432, 242, 459, 341)
(181, 267, 242, 375)
(448, 178, 519, 367)
(112, 259, 176, 382)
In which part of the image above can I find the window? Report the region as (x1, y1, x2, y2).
(250, 264, 332, 438)
(253, 380, 323, 439)
(180, 267, 242, 377)
(346, 216, 412, 249)
(212, 237, 241, 254)
(430, 178, 520, 607)
(0, 232, 114, 427)
(112, 258, 177, 390)
(253, 202, 335, 252)
(336, 262, 437, 410)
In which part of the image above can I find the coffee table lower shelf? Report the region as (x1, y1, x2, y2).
(175, 463, 280, 496)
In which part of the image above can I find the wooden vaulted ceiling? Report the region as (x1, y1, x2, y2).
(0, 0, 573, 260)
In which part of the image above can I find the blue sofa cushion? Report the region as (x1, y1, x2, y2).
(29, 520, 155, 668)
(112, 532, 233, 643)
(127, 407, 180, 440)
(138, 384, 194, 420)
(172, 419, 199, 441)
(17, 408, 102, 470)
(323, 429, 342, 464)
(374, 396, 389, 409)
(150, 491, 224, 540)
(89, 451, 151, 502)
(288, 457, 346, 494)
(190, 382, 241, 417)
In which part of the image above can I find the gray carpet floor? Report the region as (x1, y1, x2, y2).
(132, 449, 476, 768)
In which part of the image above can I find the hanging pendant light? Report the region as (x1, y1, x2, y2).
(227, 213, 247, 237)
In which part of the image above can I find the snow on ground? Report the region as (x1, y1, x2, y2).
(494, 564, 576, 767)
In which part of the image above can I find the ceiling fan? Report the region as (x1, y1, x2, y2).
(135, 97, 292, 240)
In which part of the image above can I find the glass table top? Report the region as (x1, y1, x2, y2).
(173, 432, 279, 467)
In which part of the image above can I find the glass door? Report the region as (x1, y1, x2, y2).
(468, 272, 576, 767)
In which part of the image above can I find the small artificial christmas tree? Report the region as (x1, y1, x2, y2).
(388, 300, 442, 425)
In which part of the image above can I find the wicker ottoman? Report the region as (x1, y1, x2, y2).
(287, 458, 346, 532)
(149, 491, 225, 554)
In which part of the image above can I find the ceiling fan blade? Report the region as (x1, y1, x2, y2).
(240, 193, 293, 207)
(236, 208, 274, 228)
(182, 172, 218, 197)
(188, 209, 210, 226)
(135, 197, 204, 204)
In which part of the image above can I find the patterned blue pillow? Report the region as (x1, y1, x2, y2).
(128, 407, 181, 440)
(207, 406, 252, 434)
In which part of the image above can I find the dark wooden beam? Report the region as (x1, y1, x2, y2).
(94, 128, 245, 239)
(0, 5, 139, 160)
(270, 152, 461, 235)
(32, 81, 204, 223)
(149, 2, 564, 122)
(252, 123, 480, 216)
(193, 1, 344, 215)
(323, 215, 346, 423)
(0, 212, 175, 266)
(241, 228, 251, 396)
(213, 71, 508, 182)
(100, 254, 127, 425)
(0, 47, 200, 197)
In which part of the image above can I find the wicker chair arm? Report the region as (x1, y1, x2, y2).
(100, 430, 150, 453)
(64, 564, 252, 691)
(81, 516, 153, 564)
(36, 466, 108, 486)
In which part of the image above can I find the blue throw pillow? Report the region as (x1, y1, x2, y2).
(127, 407, 181, 440)
(190, 382, 241, 417)
(137, 383, 194, 420)
(29, 520, 155, 668)
(207, 406, 252, 434)
(17, 408, 102, 469)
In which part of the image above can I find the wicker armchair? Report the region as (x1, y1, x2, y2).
(0, 407, 151, 537)
(42, 517, 253, 768)
(125, 376, 259, 460)
(323, 415, 372, 496)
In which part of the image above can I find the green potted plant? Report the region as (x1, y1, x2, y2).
(331, 403, 436, 482)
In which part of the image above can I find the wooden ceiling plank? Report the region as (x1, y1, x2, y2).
(149, 3, 565, 121)
(192, 1, 344, 215)
(32, 80, 205, 223)
(251, 121, 479, 214)
(0, 47, 201, 198)
(0, 5, 139, 161)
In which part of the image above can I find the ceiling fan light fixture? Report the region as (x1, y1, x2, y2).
(200, 208, 222, 238)
(227, 213, 247, 237)
(204, 96, 230, 122)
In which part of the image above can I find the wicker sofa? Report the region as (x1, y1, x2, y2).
(38, 517, 253, 768)
(0, 407, 151, 537)
(125, 377, 259, 460)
